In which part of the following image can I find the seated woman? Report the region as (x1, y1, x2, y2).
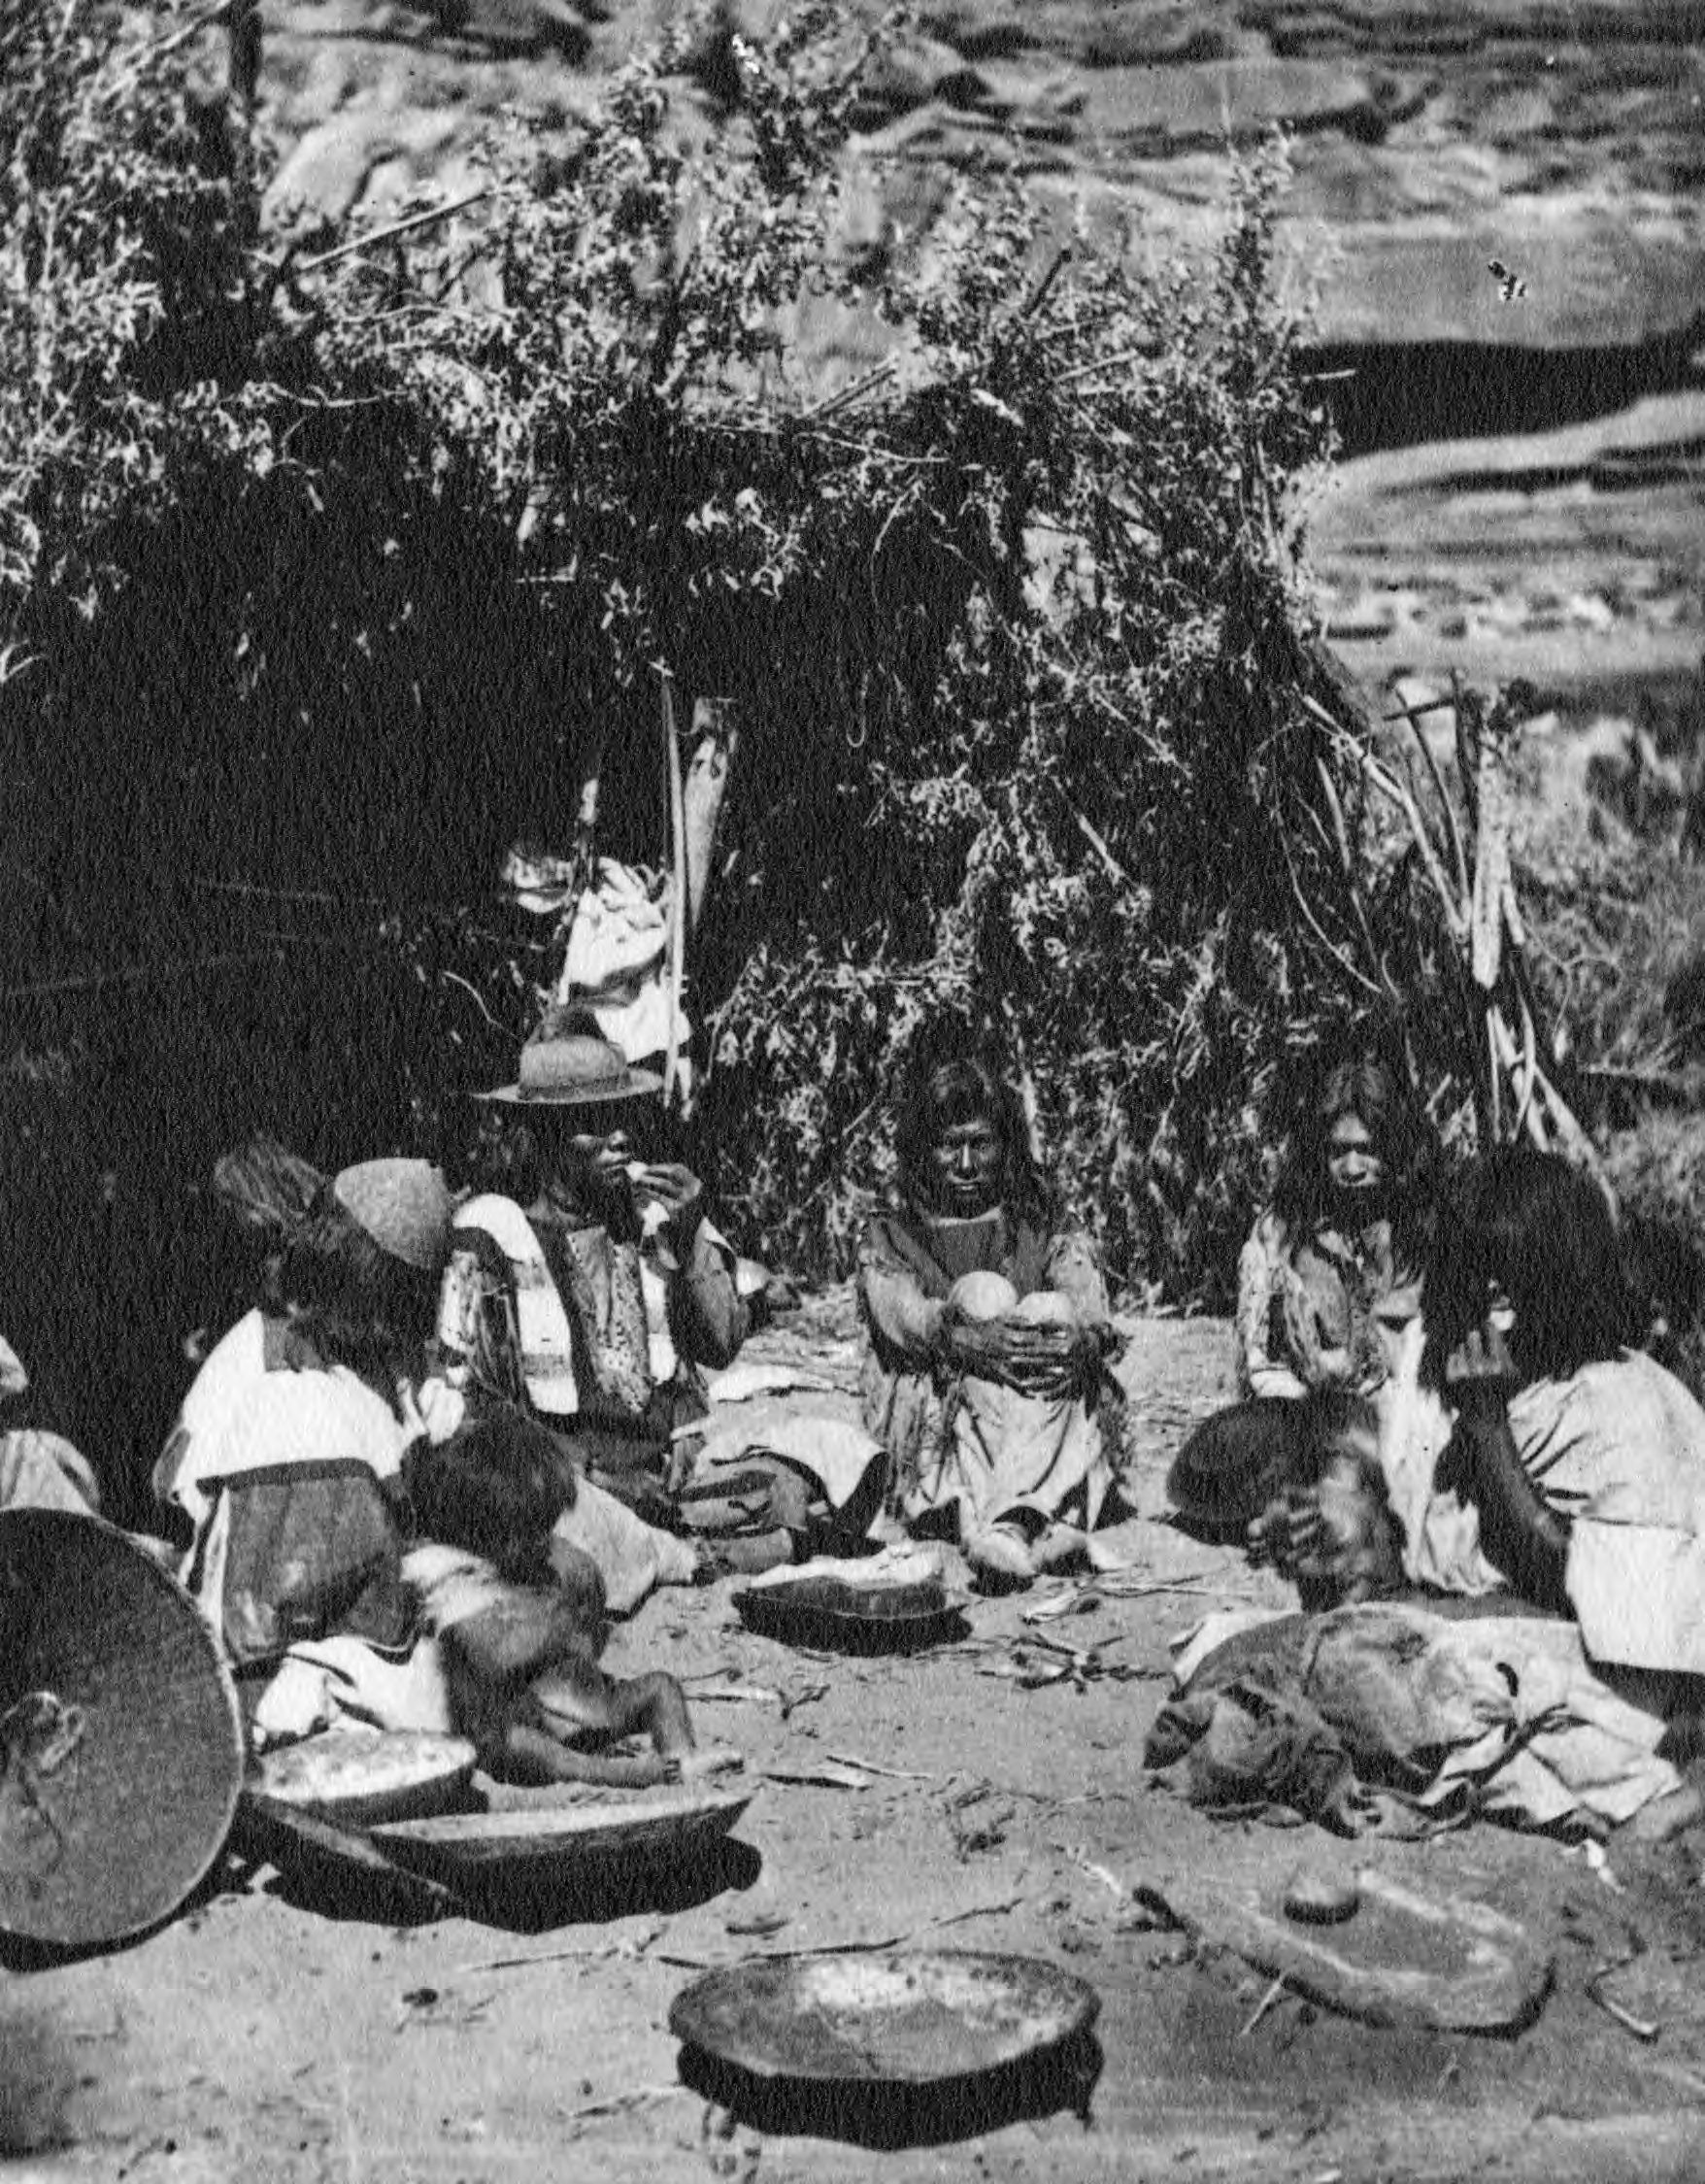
(1171, 1039, 1436, 1551)
(154, 1159, 455, 1690)
(1235, 1037, 1434, 1401)
(857, 1022, 1123, 1589)
(1416, 1147, 1705, 1678)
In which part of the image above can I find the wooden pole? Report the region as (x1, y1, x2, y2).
(659, 670, 688, 1115)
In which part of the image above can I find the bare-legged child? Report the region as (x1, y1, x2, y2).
(403, 1415, 719, 1789)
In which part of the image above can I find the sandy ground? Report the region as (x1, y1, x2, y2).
(10, 1306, 1705, 2183)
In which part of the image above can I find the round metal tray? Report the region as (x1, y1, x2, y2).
(670, 1948, 1099, 2088)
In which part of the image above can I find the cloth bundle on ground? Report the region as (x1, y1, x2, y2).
(1146, 1602, 1682, 1838)
(684, 1398, 890, 1564)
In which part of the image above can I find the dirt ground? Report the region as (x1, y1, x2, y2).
(10, 1304, 1705, 2183)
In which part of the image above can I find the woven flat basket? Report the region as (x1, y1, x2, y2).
(0, 1510, 245, 1948)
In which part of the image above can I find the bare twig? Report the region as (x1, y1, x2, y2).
(1019, 245, 1072, 320)
(1053, 344, 1159, 386)
(99, 0, 232, 101)
(1239, 1975, 1289, 2037)
(290, 191, 489, 278)
(440, 969, 510, 1036)
(798, 357, 897, 423)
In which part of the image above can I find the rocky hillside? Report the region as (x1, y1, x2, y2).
(253, 0, 1705, 710)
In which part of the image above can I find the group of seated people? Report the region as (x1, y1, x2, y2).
(1187, 1033, 1705, 1711)
(6, 1003, 1705, 1806)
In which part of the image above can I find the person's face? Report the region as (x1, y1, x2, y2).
(930, 1110, 1004, 1215)
(538, 1107, 639, 1193)
(1324, 1111, 1386, 1203)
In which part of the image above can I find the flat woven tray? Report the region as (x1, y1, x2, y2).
(252, 1730, 479, 1828)
(670, 1949, 1099, 2087)
(371, 1784, 754, 1883)
(0, 1510, 245, 1947)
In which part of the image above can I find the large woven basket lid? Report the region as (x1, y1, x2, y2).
(0, 1510, 245, 1949)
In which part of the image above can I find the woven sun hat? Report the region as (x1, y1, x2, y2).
(332, 1158, 454, 1273)
(478, 1030, 663, 1108)
(0, 1509, 245, 1950)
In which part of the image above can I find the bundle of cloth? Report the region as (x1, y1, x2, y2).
(1146, 1602, 1684, 1839)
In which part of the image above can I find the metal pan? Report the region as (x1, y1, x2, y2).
(733, 1575, 968, 1655)
(671, 1947, 1099, 2087)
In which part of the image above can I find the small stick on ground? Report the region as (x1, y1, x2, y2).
(1240, 1974, 1289, 2037)
(1587, 1972, 1660, 2043)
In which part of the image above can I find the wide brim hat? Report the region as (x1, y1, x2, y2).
(0, 1510, 245, 1950)
(477, 1031, 663, 1109)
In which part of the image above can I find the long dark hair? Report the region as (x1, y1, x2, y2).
(274, 1193, 442, 1394)
(893, 1018, 1049, 1225)
(1424, 1147, 1638, 1383)
(1270, 1034, 1435, 1252)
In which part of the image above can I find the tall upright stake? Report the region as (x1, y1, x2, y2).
(659, 668, 688, 1115)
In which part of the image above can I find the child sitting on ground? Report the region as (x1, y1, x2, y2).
(1245, 1392, 1402, 1611)
(403, 1412, 719, 1788)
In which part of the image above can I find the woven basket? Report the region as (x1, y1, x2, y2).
(0, 1511, 245, 1948)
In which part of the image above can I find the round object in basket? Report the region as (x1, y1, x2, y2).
(251, 1730, 479, 1829)
(0, 1510, 246, 1950)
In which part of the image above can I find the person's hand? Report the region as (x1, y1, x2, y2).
(1444, 1319, 1519, 1416)
(1248, 1477, 1389, 1605)
(1248, 1483, 1328, 1573)
(941, 1309, 1081, 1398)
(630, 1161, 704, 1236)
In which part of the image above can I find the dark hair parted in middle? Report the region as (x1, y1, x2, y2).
(1270, 1031, 1437, 1251)
(1424, 1146, 1639, 1384)
(892, 1017, 1049, 1225)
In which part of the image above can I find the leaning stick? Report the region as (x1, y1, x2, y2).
(659, 668, 688, 1113)
(293, 190, 489, 277)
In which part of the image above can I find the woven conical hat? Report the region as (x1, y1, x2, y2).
(0, 1511, 245, 1948)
